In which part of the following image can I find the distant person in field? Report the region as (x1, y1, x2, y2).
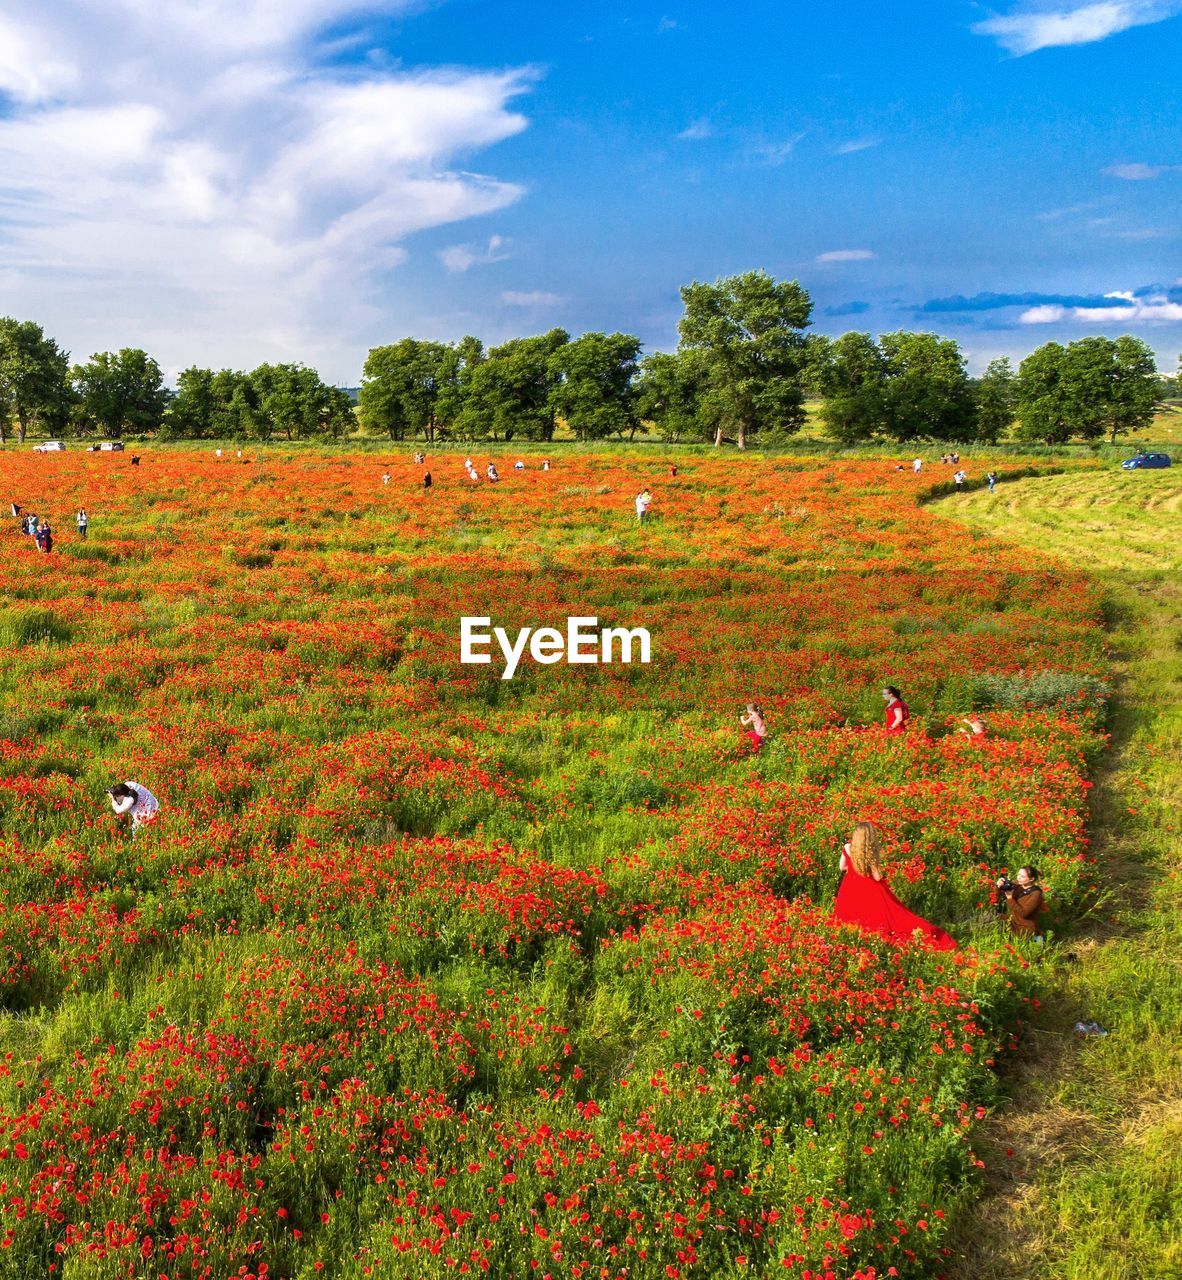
(912, 457, 922, 473)
(466, 462, 479, 482)
(960, 714, 987, 737)
(514, 460, 525, 470)
(987, 470, 997, 493)
(215, 448, 223, 460)
(130, 455, 141, 466)
(833, 821, 957, 950)
(997, 865, 1045, 940)
(423, 471, 433, 493)
(76, 508, 88, 540)
(23, 512, 37, 537)
(107, 781, 160, 839)
(669, 464, 678, 477)
(635, 489, 652, 522)
(882, 685, 909, 734)
(487, 463, 499, 483)
(953, 469, 967, 489)
(35, 520, 52, 553)
(414, 452, 425, 465)
(381, 472, 391, 486)
(740, 703, 767, 752)
(542, 459, 551, 471)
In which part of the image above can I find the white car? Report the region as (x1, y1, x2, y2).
(32, 440, 66, 452)
(99, 440, 125, 452)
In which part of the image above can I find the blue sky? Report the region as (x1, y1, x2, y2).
(0, 0, 1179, 382)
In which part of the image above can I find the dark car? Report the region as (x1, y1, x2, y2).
(1122, 451, 1172, 470)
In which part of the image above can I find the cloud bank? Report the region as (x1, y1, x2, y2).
(0, 1, 534, 380)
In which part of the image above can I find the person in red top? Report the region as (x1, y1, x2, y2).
(882, 685, 909, 733)
(832, 822, 956, 950)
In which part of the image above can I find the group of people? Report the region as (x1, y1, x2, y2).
(11, 503, 89, 551)
(739, 685, 1043, 949)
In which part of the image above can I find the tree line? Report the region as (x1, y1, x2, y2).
(1, 273, 1175, 447)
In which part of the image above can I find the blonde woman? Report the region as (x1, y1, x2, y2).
(832, 821, 956, 950)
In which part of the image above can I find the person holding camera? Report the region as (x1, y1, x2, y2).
(997, 866, 1045, 940)
(107, 781, 160, 839)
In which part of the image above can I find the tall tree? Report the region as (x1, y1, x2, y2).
(359, 339, 448, 441)
(434, 336, 485, 440)
(815, 331, 889, 444)
(677, 270, 812, 448)
(72, 349, 170, 437)
(168, 366, 217, 438)
(635, 350, 705, 442)
(548, 331, 642, 440)
(1103, 335, 1159, 444)
(878, 331, 975, 442)
(1015, 342, 1076, 444)
(251, 363, 353, 441)
(0, 318, 72, 443)
(972, 356, 1017, 443)
(460, 329, 568, 441)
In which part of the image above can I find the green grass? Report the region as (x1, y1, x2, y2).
(938, 470, 1182, 1280)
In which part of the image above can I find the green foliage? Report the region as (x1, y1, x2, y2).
(71, 347, 170, 437)
(1017, 336, 1159, 445)
(814, 330, 890, 443)
(0, 316, 73, 443)
(677, 269, 813, 448)
(878, 330, 976, 442)
(547, 331, 642, 440)
(0, 607, 73, 647)
(635, 350, 705, 441)
(460, 328, 569, 441)
(973, 356, 1017, 443)
(970, 669, 1108, 716)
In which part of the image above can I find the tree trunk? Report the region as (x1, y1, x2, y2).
(17, 409, 28, 443)
(713, 424, 724, 447)
(737, 420, 747, 451)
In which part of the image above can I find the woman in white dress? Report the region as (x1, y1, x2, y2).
(107, 781, 161, 838)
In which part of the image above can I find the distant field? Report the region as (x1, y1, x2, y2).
(942, 467, 1182, 571)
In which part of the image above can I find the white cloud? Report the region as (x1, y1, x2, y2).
(677, 119, 713, 141)
(752, 132, 806, 165)
(974, 1, 1182, 55)
(1020, 291, 1182, 323)
(833, 138, 880, 155)
(501, 290, 564, 307)
(1104, 161, 1178, 179)
(817, 249, 876, 263)
(438, 234, 511, 272)
(0, 1, 534, 381)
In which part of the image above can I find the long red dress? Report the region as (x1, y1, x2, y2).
(832, 848, 956, 950)
(884, 696, 909, 734)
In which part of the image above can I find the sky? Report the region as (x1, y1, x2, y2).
(0, 0, 1179, 383)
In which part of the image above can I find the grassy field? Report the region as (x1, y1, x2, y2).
(938, 470, 1182, 1279)
(0, 448, 1110, 1279)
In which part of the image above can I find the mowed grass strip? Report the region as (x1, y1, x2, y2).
(940, 469, 1182, 1280)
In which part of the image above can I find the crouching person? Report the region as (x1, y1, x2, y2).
(997, 865, 1046, 941)
(107, 780, 161, 839)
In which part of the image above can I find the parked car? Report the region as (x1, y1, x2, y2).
(1122, 451, 1171, 470)
(98, 440, 126, 452)
(32, 440, 66, 453)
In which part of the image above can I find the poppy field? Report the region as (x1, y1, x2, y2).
(0, 450, 1108, 1279)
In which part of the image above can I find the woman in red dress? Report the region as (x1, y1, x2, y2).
(832, 822, 956, 950)
(882, 685, 909, 734)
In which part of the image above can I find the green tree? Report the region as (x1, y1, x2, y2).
(251, 363, 352, 441)
(814, 331, 889, 444)
(1103, 335, 1159, 444)
(635, 350, 705, 442)
(0, 318, 72, 443)
(212, 370, 262, 439)
(168, 366, 217, 438)
(1015, 342, 1076, 444)
(972, 356, 1017, 443)
(677, 270, 813, 448)
(878, 331, 975, 443)
(71, 348, 170, 437)
(359, 339, 449, 441)
(459, 329, 568, 441)
(548, 331, 642, 440)
(434, 336, 485, 440)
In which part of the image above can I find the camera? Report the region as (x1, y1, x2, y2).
(995, 876, 1014, 913)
